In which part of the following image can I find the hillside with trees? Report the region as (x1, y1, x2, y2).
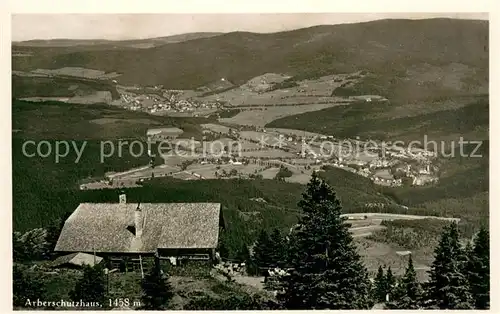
(13, 19, 487, 99)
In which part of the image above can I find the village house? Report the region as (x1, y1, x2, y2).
(54, 195, 224, 269)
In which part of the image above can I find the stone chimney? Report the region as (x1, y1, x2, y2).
(134, 203, 143, 237)
(119, 193, 126, 204)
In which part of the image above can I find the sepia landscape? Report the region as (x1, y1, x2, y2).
(12, 13, 489, 310)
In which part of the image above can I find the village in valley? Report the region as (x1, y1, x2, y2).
(77, 72, 440, 191)
(80, 123, 439, 191)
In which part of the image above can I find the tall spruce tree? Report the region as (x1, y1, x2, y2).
(467, 226, 489, 309)
(269, 228, 287, 267)
(386, 255, 422, 309)
(277, 172, 371, 309)
(141, 258, 174, 310)
(252, 229, 273, 269)
(426, 222, 472, 309)
(46, 212, 71, 258)
(373, 266, 386, 303)
(70, 264, 106, 307)
(385, 266, 396, 300)
(235, 243, 251, 264)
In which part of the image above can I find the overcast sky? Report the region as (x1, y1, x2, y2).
(12, 13, 488, 41)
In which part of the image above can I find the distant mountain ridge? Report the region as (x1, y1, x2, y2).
(13, 32, 223, 48)
(12, 18, 488, 94)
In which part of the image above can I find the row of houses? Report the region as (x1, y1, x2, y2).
(372, 176, 403, 187)
(119, 89, 221, 114)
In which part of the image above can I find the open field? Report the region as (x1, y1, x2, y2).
(240, 149, 297, 158)
(31, 67, 121, 80)
(12, 75, 120, 101)
(220, 103, 349, 127)
(21, 91, 113, 104)
(201, 84, 352, 107)
(185, 163, 264, 179)
(68, 91, 113, 104)
(266, 128, 327, 138)
(201, 123, 232, 134)
(284, 172, 312, 184)
(259, 167, 281, 180)
(356, 238, 431, 282)
(242, 72, 291, 92)
(102, 160, 311, 183)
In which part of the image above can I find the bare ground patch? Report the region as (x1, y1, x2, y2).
(356, 238, 431, 282)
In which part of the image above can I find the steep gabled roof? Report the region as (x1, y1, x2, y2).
(54, 203, 221, 253)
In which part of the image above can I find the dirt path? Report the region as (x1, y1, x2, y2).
(342, 213, 460, 222)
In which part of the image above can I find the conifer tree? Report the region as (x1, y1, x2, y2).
(217, 234, 229, 260)
(252, 229, 273, 269)
(386, 255, 422, 309)
(277, 172, 371, 309)
(45, 212, 71, 258)
(385, 266, 396, 299)
(269, 228, 287, 267)
(426, 222, 472, 309)
(141, 258, 174, 310)
(235, 243, 251, 264)
(467, 226, 489, 309)
(373, 266, 386, 303)
(70, 264, 106, 307)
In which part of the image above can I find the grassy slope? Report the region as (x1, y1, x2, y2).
(13, 19, 488, 93)
(267, 96, 488, 142)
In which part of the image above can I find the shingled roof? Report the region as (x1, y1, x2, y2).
(54, 203, 221, 253)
